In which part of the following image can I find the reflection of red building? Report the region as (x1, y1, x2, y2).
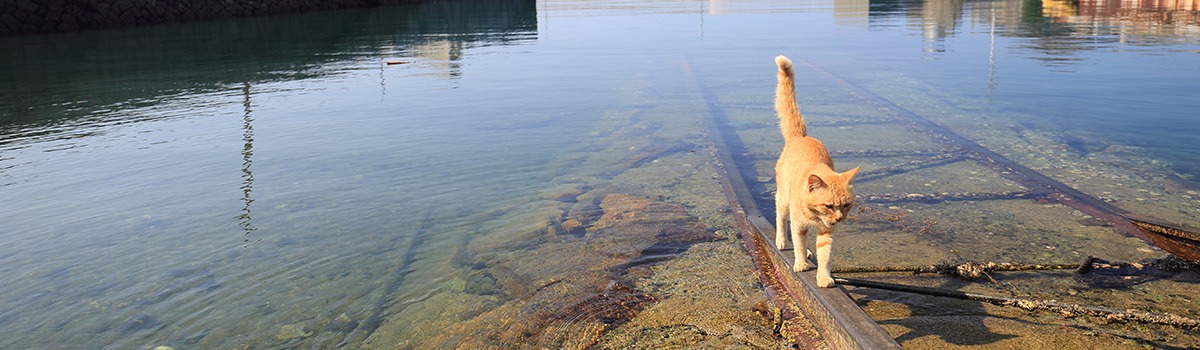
(1081, 0, 1199, 21)
(1041, 0, 1200, 42)
(1085, 0, 1198, 12)
(1045, 0, 1199, 24)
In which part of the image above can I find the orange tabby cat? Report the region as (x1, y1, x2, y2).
(772, 55, 859, 288)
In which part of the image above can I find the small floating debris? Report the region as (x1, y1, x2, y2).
(385, 60, 410, 65)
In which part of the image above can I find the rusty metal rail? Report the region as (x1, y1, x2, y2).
(686, 61, 902, 350)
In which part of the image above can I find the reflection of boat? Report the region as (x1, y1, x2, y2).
(1129, 216, 1200, 263)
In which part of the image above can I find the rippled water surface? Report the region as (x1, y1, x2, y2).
(2, 0, 1198, 348)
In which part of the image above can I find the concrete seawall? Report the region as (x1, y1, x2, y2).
(0, 0, 424, 37)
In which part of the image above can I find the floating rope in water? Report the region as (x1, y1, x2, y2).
(834, 256, 1196, 280)
(833, 262, 1079, 279)
(835, 277, 1200, 330)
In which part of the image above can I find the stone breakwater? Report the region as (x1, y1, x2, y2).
(0, 0, 423, 37)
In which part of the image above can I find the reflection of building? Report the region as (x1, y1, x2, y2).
(1080, 0, 1199, 15)
(838, 0, 1199, 57)
(382, 0, 536, 79)
(834, 0, 871, 29)
(1042, 0, 1199, 36)
(1042, 0, 1079, 19)
(920, 0, 966, 51)
(705, 0, 735, 15)
(405, 41, 466, 78)
(850, 0, 1199, 32)
(853, 0, 968, 50)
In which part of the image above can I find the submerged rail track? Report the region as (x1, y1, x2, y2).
(687, 56, 1200, 348)
(797, 60, 1200, 262)
(686, 61, 903, 349)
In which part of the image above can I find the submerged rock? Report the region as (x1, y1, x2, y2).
(121, 313, 160, 333)
(366, 193, 741, 349)
(322, 313, 359, 333)
(275, 324, 312, 341)
(466, 200, 565, 257)
(182, 328, 210, 344)
(539, 183, 591, 202)
(462, 272, 502, 296)
(594, 193, 689, 229)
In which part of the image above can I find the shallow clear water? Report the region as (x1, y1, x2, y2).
(1, 0, 1198, 348)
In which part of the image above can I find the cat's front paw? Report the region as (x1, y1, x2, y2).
(792, 262, 812, 272)
(816, 274, 835, 288)
(775, 238, 788, 250)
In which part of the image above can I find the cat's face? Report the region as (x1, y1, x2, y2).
(812, 196, 854, 227)
(807, 168, 859, 227)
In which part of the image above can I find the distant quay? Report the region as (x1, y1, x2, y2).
(0, 0, 426, 37)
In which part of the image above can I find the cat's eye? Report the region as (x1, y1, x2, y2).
(825, 204, 835, 210)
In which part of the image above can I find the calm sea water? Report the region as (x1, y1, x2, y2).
(1, 0, 1197, 348)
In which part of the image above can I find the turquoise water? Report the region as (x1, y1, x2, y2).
(1, 0, 1198, 348)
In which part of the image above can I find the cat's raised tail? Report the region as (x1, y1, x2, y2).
(775, 55, 806, 141)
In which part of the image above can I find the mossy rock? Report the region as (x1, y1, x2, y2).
(276, 324, 312, 341)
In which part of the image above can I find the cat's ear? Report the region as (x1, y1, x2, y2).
(842, 167, 860, 182)
(808, 174, 827, 192)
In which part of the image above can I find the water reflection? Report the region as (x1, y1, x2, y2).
(1050, 0, 1200, 22)
(239, 82, 257, 241)
(0, 1, 540, 348)
(0, 0, 1196, 348)
(0, 0, 537, 145)
(854, 0, 1200, 59)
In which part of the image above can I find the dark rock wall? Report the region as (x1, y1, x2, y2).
(0, 0, 424, 36)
